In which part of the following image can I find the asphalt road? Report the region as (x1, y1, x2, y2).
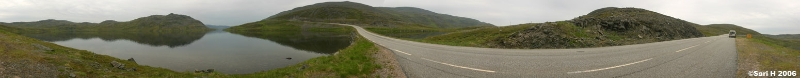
(338, 24, 737, 78)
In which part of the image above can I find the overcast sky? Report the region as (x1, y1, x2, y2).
(1, 0, 797, 34)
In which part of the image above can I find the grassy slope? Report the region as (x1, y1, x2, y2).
(2, 23, 383, 77)
(401, 8, 704, 48)
(765, 34, 800, 50)
(224, 20, 385, 77)
(735, 37, 800, 77)
(375, 7, 494, 28)
(416, 23, 536, 47)
(405, 21, 588, 48)
(363, 25, 451, 40)
(232, 30, 380, 77)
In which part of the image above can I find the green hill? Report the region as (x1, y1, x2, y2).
(765, 34, 800, 40)
(1, 13, 212, 32)
(418, 7, 709, 49)
(764, 34, 800, 50)
(487, 7, 704, 49)
(263, 1, 493, 28)
(227, 1, 494, 40)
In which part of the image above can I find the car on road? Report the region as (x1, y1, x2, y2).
(729, 30, 736, 38)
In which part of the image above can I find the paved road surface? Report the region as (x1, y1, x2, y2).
(337, 24, 736, 77)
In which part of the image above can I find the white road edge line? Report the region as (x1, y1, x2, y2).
(675, 45, 700, 52)
(567, 58, 653, 74)
(393, 49, 412, 55)
(421, 58, 496, 73)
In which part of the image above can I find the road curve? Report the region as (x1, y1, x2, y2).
(336, 24, 736, 78)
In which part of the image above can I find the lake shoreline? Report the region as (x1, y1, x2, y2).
(1, 24, 404, 77)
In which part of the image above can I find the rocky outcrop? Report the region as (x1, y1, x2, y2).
(127, 58, 136, 63)
(492, 7, 704, 49)
(195, 69, 215, 73)
(110, 61, 125, 69)
(571, 7, 704, 40)
(493, 23, 586, 48)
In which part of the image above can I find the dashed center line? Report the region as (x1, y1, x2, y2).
(421, 58, 496, 73)
(567, 58, 653, 74)
(675, 44, 700, 52)
(393, 49, 412, 55)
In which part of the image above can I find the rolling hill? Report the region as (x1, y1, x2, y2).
(491, 7, 704, 49)
(261, 1, 493, 28)
(694, 24, 761, 37)
(1, 13, 212, 32)
(420, 7, 707, 49)
(227, 1, 495, 41)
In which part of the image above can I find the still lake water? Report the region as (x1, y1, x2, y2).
(21, 29, 353, 74)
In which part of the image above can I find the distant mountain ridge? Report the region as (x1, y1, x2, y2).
(264, 1, 493, 28)
(695, 24, 761, 36)
(1, 13, 212, 32)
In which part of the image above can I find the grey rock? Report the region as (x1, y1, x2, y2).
(205, 69, 214, 72)
(69, 73, 76, 78)
(638, 35, 643, 38)
(299, 64, 308, 71)
(195, 69, 214, 73)
(90, 61, 102, 69)
(127, 58, 136, 63)
(110, 61, 125, 69)
(128, 67, 137, 71)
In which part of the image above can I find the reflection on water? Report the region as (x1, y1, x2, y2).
(18, 28, 353, 74)
(229, 30, 354, 54)
(18, 31, 205, 48)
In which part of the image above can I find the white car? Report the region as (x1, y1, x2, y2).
(729, 30, 736, 38)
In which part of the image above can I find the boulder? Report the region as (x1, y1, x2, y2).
(127, 58, 136, 63)
(298, 64, 308, 70)
(128, 67, 137, 71)
(110, 61, 125, 69)
(89, 61, 102, 69)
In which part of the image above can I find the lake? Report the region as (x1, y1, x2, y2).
(18, 28, 354, 74)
